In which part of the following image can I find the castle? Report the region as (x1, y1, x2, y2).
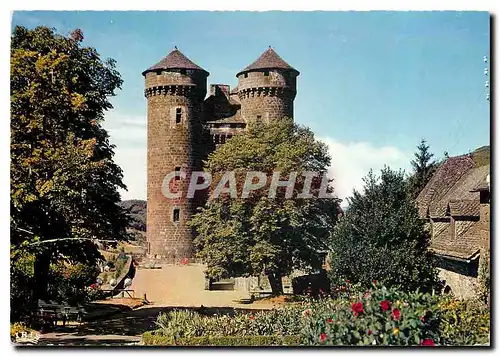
(143, 47, 300, 259)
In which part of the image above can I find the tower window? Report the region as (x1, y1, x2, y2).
(180, 69, 186, 75)
(256, 115, 262, 122)
(214, 135, 220, 144)
(175, 167, 181, 181)
(176, 108, 182, 123)
(264, 71, 269, 76)
(221, 135, 226, 144)
(244, 73, 248, 78)
(173, 208, 180, 222)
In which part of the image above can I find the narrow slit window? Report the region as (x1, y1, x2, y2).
(264, 71, 269, 76)
(175, 108, 182, 123)
(173, 208, 180, 222)
(256, 115, 262, 122)
(214, 135, 220, 144)
(221, 135, 226, 144)
(244, 73, 248, 78)
(175, 167, 181, 181)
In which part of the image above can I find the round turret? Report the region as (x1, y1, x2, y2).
(143, 47, 208, 260)
(236, 47, 299, 123)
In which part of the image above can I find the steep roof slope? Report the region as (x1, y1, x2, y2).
(236, 47, 299, 76)
(142, 47, 209, 76)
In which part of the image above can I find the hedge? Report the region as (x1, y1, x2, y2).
(142, 331, 302, 346)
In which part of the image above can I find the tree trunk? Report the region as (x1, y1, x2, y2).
(267, 273, 283, 295)
(33, 252, 50, 305)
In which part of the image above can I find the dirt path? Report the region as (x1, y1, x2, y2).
(131, 264, 268, 308)
(33, 264, 279, 346)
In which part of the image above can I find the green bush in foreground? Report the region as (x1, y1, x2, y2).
(142, 331, 301, 346)
(145, 283, 490, 346)
(438, 298, 490, 346)
(301, 283, 442, 346)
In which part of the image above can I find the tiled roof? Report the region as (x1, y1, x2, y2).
(448, 199, 480, 217)
(236, 47, 299, 76)
(142, 47, 209, 76)
(417, 155, 485, 217)
(419, 152, 490, 260)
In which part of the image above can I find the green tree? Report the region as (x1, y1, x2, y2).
(328, 167, 440, 293)
(409, 139, 437, 198)
(188, 118, 340, 294)
(10, 26, 129, 318)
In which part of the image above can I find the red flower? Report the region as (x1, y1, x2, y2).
(420, 339, 435, 346)
(319, 333, 327, 343)
(345, 279, 350, 284)
(327, 318, 333, 324)
(372, 279, 377, 284)
(351, 302, 364, 316)
(249, 315, 255, 320)
(367, 330, 372, 335)
(380, 300, 391, 311)
(392, 308, 401, 321)
(319, 288, 324, 295)
(420, 316, 425, 322)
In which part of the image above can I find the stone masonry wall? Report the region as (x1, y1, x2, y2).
(145, 70, 206, 259)
(237, 69, 297, 123)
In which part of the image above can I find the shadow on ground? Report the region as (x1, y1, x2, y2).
(31, 304, 270, 346)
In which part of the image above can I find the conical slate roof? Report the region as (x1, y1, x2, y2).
(236, 47, 299, 76)
(142, 47, 209, 76)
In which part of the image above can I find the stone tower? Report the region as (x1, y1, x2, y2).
(236, 47, 299, 124)
(143, 47, 209, 259)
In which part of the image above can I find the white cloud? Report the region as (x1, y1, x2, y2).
(102, 112, 146, 200)
(318, 137, 411, 207)
(102, 111, 412, 206)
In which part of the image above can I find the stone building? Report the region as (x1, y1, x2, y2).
(143, 46, 299, 259)
(416, 153, 490, 299)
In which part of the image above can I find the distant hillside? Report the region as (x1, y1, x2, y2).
(471, 145, 490, 167)
(119, 199, 146, 232)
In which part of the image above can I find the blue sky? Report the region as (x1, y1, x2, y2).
(11, 11, 490, 202)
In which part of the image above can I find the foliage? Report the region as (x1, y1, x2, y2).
(10, 322, 37, 342)
(438, 298, 490, 345)
(46, 261, 101, 305)
(147, 284, 489, 346)
(189, 118, 341, 294)
(408, 139, 437, 198)
(154, 305, 307, 340)
(477, 250, 490, 306)
(328, 167, 440, 293)
(118, 200, 147, 232)
(301, 283, 442, 346)
(10, 25, 130, 319)
(142, 331, 301, 346)
(113, 254, 129, 279)
(471, 145, 490, 167)
(10, 252, 36, 321)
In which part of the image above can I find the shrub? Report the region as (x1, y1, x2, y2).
(439, 298, 490, 345)
(301, 283, 442, 346)
(142, 331, 301, 346)
(46, 262, 100, 305)
(10, 322, 37, 342)
(328, 168, 440, 294)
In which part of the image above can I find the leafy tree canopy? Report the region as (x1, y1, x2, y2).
(408, 139, 437, 198)
(328, 167, 440, 293)
(10, 26, 129, 314)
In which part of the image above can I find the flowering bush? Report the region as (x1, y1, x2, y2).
(301, 283, 442, 346)
(439, 298, 489, 345)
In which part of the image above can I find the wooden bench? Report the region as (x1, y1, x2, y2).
(35, 301, 86, 326)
